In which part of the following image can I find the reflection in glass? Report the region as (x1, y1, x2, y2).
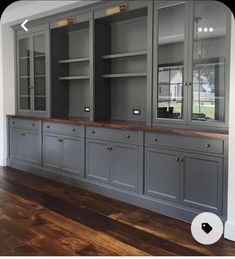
(157, 4, 185, 119)
(192, 1, 226, 122)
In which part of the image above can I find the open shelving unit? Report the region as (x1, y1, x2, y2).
(51, 18, 92, 119)
(94, 5, 149, 122)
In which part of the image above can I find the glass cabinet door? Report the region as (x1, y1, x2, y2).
(33, 33, 46, 111)
(154, 3, 187, 122)
(191, 1, 227, 123)
(19, 38, 31, 110)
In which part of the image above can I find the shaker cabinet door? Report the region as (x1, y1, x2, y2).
(180, 153, 223, 214)
(110, 143, 141, 192)
(9, 128, 24, 161)
(61, 136, 84, 177)
(145, 147, 180, 202)
(86, 139, 110, 183)
(43, 133, 61, 170)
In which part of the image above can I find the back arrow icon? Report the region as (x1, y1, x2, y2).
(21, 19, 28, 31)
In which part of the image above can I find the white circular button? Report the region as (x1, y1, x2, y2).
(191, 212, 223, 245)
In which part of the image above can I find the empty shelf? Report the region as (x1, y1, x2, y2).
(20, 75, 30, 79)
(35, 75, 46, 78)
(20, 56, 30, 60)
(59, 76, 90, 80)
(102, 72, 147, 78)
(34, 54, 45, 58)
(59, 57, 90, 64)
(102, 50, 147, 59)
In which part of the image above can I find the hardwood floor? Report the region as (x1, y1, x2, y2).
(0, 167, 234, 256)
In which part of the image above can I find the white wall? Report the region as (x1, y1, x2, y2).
(0, 0, 235, 242)
(224, 15, 235, 242)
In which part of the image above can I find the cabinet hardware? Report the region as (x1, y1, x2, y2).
(106, 3, 128, 16)
(57, 138, 60, 142)
(72, 129, 76, 132)
(106, 146, 109, 150)
(176, 157, 180, 161)
(46, 125, 50, 128)
(32, 123, 35, 126)
(179, 158, 184, 162)
(126, 135, 130, 138)
(60, 139, 63, 142)
(12, 121, 15, 124)
(91, 130, 95, 134)
(184, 81, 192, 86)
(21, 133, 26, 136)
(205, 144, 210, 148)
(153, 137, 158, 142)
(109, 147, 112, 151)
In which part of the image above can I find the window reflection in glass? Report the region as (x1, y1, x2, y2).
(157, 4, 185, 119)
(192, 1, 226, 122)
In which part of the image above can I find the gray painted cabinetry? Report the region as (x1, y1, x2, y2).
(43, 122, 85, 177)
(86, 126, 143, 193)
(9, 118, 41, 166)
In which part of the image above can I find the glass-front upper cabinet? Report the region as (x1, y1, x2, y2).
(153, 2, 189, 124)
(153, 1, 230, 129)
(17, 24, 49, 117)
(190, 1, 229, 126)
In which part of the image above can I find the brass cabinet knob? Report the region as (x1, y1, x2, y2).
(205, 144, 210, 148)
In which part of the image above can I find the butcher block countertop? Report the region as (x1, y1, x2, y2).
(6, 115, 228, 139)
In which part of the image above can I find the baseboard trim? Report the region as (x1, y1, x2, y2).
(7, 158, 224, 224)
(224, 220, 235, 241)
(0, 157, 7, 167)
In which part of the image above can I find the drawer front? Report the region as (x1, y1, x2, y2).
(9, 118, 41, 131)
(43, 122, 84, 136)
(145, 132, 224, 155)
(86, 126, 141, 144)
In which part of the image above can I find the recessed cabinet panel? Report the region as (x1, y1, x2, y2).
(180, 153, 222, 213)
(191, 1, 227, 123)
(155, 4, 186, 120)
(23, 130, 41, 165)
(86, 139, 110, 183)
(145, 147, 180, 202)
(61, 136, 84, 176)
(111, 143, 140, 192)
(9, 128, 24, 161)
(43, 134, 61, 169)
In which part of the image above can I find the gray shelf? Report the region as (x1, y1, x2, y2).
(102, 50, 147, 59)
(59, 57, 90, 64)
(102, 72, 147, 78)
(20, 75, 30, 79)
(35, 74, 46, 78)
(20, 56, 30, 60)
(59, 76, 90, 80)
(34, 54, 45, 58)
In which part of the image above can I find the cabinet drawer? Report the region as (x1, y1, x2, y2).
(86, 126, 141, 144)
(43, 122, 84, 136)
(9, 118, 41, 131)
(145, 132, 224, 155)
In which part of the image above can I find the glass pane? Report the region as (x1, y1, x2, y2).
(20, 97, 30, 110)
(19, 38, 30, 58)
(19, 58, 30, 77)
(156, 4, 185, 120)
(192, 1, 227, 122)
(33, 34, 46, 111)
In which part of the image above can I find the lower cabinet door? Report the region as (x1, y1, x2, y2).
(23, 130, 41, 165)
(9, 128, 24, 161)
(43, 133, 61, 170)
(61, 136, 84, 177)
(86, 139, 110, 183)
(110, 143, 141, 192)
(180, 153, 223, 214)
(145, 147, 180, 202)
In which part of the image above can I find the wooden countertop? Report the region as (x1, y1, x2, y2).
(6, 115, 229, 139)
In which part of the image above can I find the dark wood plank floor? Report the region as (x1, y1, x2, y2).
(0, 167, 235, 256)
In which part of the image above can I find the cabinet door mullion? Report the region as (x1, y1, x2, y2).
(29, 35, 35, 111)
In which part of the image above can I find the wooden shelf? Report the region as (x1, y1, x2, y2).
(20, 56, 30, 60)
(34, 54, 45, 58)
(102, 72, 147, 78)
(59, 57, 90, 64)
(59, 76, 90, 80)
(102, 50, 147, 59)
(35, 75, 46, 78)
(20, 75, 30, 79)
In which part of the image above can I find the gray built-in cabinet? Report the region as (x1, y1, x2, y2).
(9, 0, 232, 222)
